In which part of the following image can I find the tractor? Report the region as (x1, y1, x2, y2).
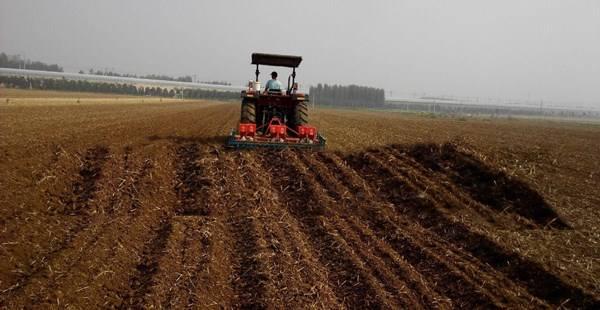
(227, 53, 326, 149)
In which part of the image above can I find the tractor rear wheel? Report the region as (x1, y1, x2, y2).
(294, 101, 309, 126)
(241, 99, 256, 123)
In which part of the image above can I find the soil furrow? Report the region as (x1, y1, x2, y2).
(222, 152, 271, 309)
(384, 147, 525, 227)
(187, 149, 236, 308)
(0, 146, 109, 302)
(166, 145, 215, 307)
(323, 152, 543, 308)
(139, 144, 220, 308)
(120, 143, 209, 308)
(122, 220, 173, 308)
(2, 150, 156, 305)
(48, 150, 171, 308)
(146, 218, 189, 308)
(349, 150, 599, 308)
(309, 152, 454, 308)
(297, 152, 437, 309)
(175, 143, 211, 216)
(59, 146, 110, 215)
(182, 218, 214, 307)
(261, 150, 396, 309)
(3, 145, 178, 308)
(0, 144, 65, 229)
(2, 98, 599, 308)
(229, 210, 269, 308)
(365, 153, 548, 274)
(370, 149, 560, 305)
(352, 152, 551, 307)
(143, 216, 213, 308)
(241, 151, 343, 308)
(404, 143, 569, 229)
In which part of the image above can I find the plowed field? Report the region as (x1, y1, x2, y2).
(1, 90, 599, 308)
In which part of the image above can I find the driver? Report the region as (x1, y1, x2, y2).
(265, 71, 283, 92)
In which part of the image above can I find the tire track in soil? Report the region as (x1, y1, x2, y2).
(229, 212, 268, 308)
(134, 148, 266, 308)
(260, 150, 396, 309)
(319, 152, 545, 308)
(142, 220, 191, 308)
(346, 149, 600, 309)
(134, 111, 238, 308)
(141, 146, 219, 308)
(2, 104, 246, 307)
(40, 149, 177, 308)
(123, 220, 173, 307)
(59, 146, 110, 215)
(238, 152, 343, 308)
(175, 143, 211, 216)
(121, 143, 213, 308)
(2, 149, 155, 306)
(178, 148, 225, 308)
(40, 146, 175, 308)
(0, 146, 109, 302)
(221, 152, 272, 309)
(104, 146, 153, 215)
(162, 217, 212, 308)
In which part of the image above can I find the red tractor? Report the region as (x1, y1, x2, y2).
(227, 53, 326, 150)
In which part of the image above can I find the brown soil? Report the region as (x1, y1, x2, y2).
(1, 90, 599, 308)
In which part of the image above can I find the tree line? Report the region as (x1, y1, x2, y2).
(82, 69, 231, 86)
(1, 51, 233, 86)
(389, 100, 600, 120)
(201, 80, 232, 86)
(0, 76, 239, 100)
(309, 83, 385, 107)
(81, 69, 194, 83)
(0, 52, 63, 72)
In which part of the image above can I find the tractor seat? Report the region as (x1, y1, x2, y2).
(267, 89, 283, 95)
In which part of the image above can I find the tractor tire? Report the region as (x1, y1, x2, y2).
(241, 99, 256, 123)
(294, 101, 309, 126)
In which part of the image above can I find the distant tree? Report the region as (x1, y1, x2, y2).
(0, 75, 239, 100)
(309, 83, 385, 108)
(0, 53, 8, 67)
(0, 52, 63, 72)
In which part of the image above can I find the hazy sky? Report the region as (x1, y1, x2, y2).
(1, 0, 599, 106)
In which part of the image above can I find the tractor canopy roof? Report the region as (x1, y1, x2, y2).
(251, 53, 302, 68)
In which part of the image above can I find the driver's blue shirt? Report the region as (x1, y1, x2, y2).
(265, 79, 282, 90)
